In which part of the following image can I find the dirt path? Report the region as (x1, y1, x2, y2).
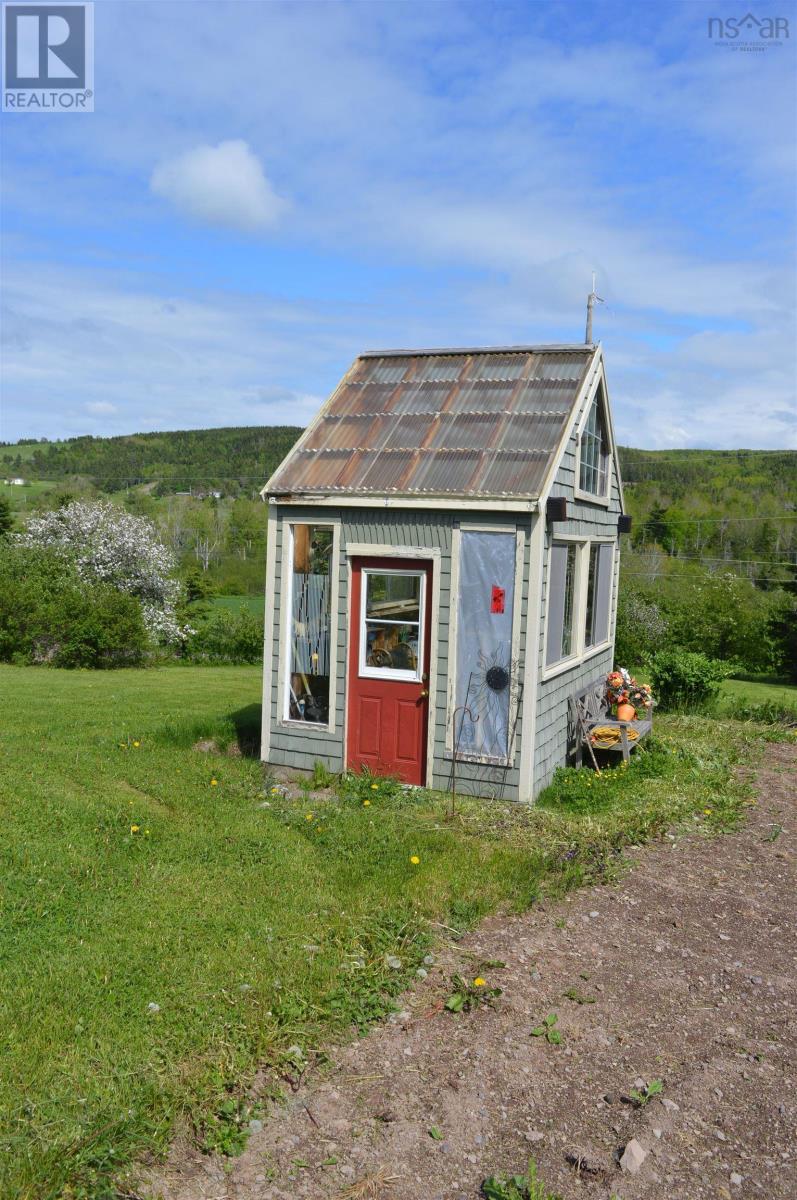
(150, 743, 796, 1200)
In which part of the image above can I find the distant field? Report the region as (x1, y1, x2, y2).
(0, 441, 46, 463)
(208, 594, 265, 616)
(0, 479, 56, 502)
(720, 676, 797, 711)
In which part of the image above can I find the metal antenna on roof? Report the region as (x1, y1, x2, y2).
(585, 272, 603, 344)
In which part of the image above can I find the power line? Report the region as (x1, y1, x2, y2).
(633, 513, 797, 526)
(627, 554, 797, 567)
(622, 571, 792, 584)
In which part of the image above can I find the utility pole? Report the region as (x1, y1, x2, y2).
(585, 272, 603, 344)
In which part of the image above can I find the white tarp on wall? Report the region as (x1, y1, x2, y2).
(455, 530, 516, 760)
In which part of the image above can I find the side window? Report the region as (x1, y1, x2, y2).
(285, 524, 333, 724)
(585, 542, 614, 647)
(545, 541, 578, 666)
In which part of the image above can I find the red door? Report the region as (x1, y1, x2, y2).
(347, 557, 432, 785)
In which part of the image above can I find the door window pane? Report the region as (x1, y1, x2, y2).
(287, 524, 332, 723)
(365, 572, 420, 621)
(361, 571, 423, 677)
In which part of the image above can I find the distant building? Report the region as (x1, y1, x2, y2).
(260, 342, 626, 802)
(6, 478, 26, 486)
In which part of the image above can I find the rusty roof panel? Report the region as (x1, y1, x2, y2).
(412, 449, 483, 494)
(365, 358, 412, 385)
(388, 381, 453, 415)
(416, 355, 468, 381)
(477, 451, 551, 496)
(303, 414, 375, 450)
(428, 412, 499, 450)
(469, 354, 529, 381)
(267, 346, 596, 499)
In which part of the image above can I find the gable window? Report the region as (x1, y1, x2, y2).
(578, 390, 610, 498)
(284, 524, 334, 725)
(584, 542, 614, 648)
(546, 542, 578, 666)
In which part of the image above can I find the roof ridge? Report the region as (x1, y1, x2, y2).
(359, 344, 596, 358)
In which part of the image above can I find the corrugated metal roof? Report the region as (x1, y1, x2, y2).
(267, 346, 597, 499)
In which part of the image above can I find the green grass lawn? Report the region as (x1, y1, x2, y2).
(720, 675, 797, 710)
(0, 665, 777, 1198)
(208, 594, 265, 616)
(0, 480, 57, 506)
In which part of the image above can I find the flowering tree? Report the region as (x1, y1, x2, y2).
(20, 500, 185, 643)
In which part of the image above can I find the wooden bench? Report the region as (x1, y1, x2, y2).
(568, 678, 653, 765)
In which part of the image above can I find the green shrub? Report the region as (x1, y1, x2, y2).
(649, 649, 731, 711)
(0, 543, 148, 667)
(186, 608, 262, 663)
(614, 590, 668, 668)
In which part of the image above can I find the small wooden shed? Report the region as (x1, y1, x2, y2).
(261, 343, 625, 801)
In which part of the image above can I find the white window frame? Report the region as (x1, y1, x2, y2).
(574, 387, 611, 507)
(357, 567, 426, 683)
(541, 534, 616, 681)
(279, 518, 341, 731)
(445, 522, 526, 766)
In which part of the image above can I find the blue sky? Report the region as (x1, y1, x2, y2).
(1, 0, 795, 448)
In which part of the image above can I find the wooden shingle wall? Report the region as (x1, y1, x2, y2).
(532, 425, 623, 796)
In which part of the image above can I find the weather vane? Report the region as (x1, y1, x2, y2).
(585, 272, 604, 344)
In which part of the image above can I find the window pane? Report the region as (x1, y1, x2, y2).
(593, 543, 614, 645)
(365, 572, 421, 621)
(364, 621, 419, 672)
(287, 525, 332, 723)
(455, 530, 516, 759)
(561, 544, 577, 658)
(584, 543, 601, 646)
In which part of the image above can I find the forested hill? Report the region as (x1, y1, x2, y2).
(3, 429, 795, 507)
(0, 426, 303, 496)
(2, 431, 795, 564)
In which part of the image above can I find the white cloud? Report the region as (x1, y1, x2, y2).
(150, 140, 286, 233)
(85, 401, 118, 415)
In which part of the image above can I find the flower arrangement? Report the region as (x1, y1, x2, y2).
(606, 668, 654, 716)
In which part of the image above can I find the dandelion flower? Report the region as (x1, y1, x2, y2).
(306, 813, 314, 821)
(210, 779, 218, 786)
(473, 977, 486, 987)
(370, 783, 379, 790)
(145, 829, 151, 836)
(363, 799, 371, 806)
(703, 808, 712, 815)
(133, 741, 140, 748)
(410, 855, 420, 865)
(130, 825, 140, 834)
